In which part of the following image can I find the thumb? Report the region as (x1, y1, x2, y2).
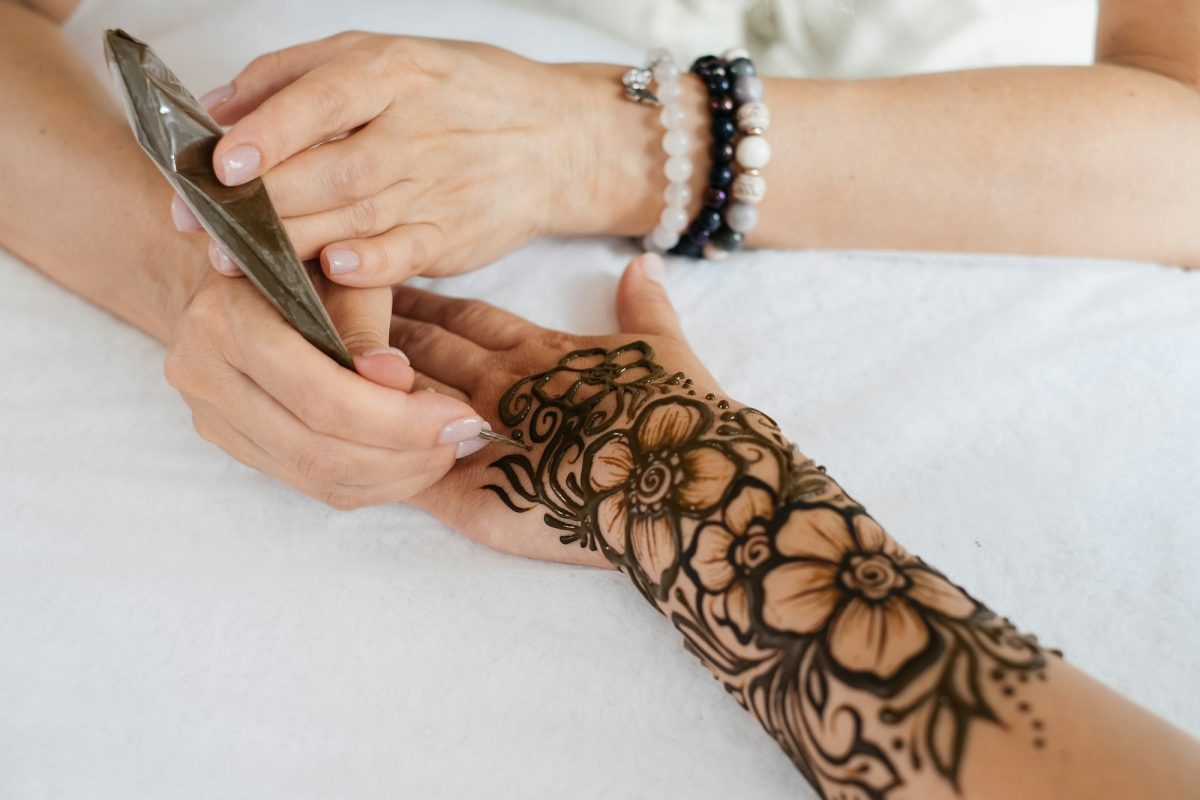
(616, 253, 686, 340)
(323, 284, 415, 390)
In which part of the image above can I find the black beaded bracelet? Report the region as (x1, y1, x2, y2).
(669, 50, 768, 259)
(669, 54, 735, 258)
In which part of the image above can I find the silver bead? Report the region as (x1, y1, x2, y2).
(736, 101, 770, 133)
(722, 47, 750, 62)
(732, 172, 767, 205)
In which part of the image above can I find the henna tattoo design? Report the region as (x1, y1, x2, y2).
(484, 341, 1053, 798)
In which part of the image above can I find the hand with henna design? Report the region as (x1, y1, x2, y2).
(398, 252, 1200, 800)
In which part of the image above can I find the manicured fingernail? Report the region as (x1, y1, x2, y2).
(198, 83, 235, 111)
(438, 416, 485, 445)
(219, 144, 260, 185)
(170, 195, 202, 232)
(641, 252, 666, 285)
(208, 241, 242, 276)
(325, 248, 360, 275)
(361, 346, 410, 364)
(455, 437, 488, 459)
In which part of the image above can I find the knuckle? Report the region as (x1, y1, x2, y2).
(322, 488, 365, 512)
(343, 197, 383, 238)
(295, 446, 351, 483)
(245, 49, 284, 80)
(327, 149, 377, 201)
(162, 347, 191, 391)
(443, 299, 491, 331)
(296, 395, 337, 434)
(190, 409, 218, 444)
(340, 327, 384, 354)
(311, 77, 351, 132)
(393, 321, 437, 354)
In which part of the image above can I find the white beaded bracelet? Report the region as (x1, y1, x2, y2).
(632, 49, 694, 254)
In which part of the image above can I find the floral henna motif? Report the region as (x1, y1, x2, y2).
(485, 341, 1052, 798)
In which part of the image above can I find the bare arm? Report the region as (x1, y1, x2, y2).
(394, 260, 1200, 798)
(0, 0, 204, 340)
(597, 0, 1200, 266)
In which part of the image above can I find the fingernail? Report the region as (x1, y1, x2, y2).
(641, 252, 666, 285)
(326, 248, 361, 275)
(438, 416, 485, 445)
(198, 83, 235, 111)
(219, 144, 261, 185)
(439, 419, 489, 455)
(170, 195, 202, 232)
(208, 241, 242, 276)
(361, 346, 410, 364)
(455, 437, 488, 459)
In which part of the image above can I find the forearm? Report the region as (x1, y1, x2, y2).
(584, 63, 1200, 266)
(485, 341, 1200, 798)
(0, 0, 203, 342)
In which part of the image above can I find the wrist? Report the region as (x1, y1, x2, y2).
(551, 63, 709, 239)
(126, 218, 208, 345)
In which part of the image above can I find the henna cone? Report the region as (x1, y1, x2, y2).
(103, 29, 354, 369)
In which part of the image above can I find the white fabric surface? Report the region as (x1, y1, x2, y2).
(1, 1, 1198, 798)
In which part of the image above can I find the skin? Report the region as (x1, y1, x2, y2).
(0, 0, 486, 511)
(186, 0, 1200, 292)
(3, 2, 1200, 793)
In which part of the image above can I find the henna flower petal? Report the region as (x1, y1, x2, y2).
(589, 438, 634, 492)
(774, 508, 856, 563)
(828, 597, 930, 679)
(675, 446, 737, 511)
(905, 569, 977, 620)
(760, 561, 841, 634)
(636, 400, 704, 452)
(853, 514, 914, 564)
(631, 513, 678, 585)
(722, 581, 753, 635)
(852, 514, 888, 553)
(597, 492, 629, 555)
(724, 484, 776, 537)
(692, 524, 737, 591)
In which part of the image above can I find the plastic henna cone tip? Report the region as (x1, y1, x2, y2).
(477, 429, 532, 451)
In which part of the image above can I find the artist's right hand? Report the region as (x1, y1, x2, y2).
(164, 269, 490, 510)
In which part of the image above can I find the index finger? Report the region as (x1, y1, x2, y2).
(213, 53, 393, 187)
(224, 284, 483, 451)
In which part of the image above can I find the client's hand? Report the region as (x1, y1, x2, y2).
(401, 253, 727, 568)
(165, 267, 488, 510)
(181, 32, 666, 285)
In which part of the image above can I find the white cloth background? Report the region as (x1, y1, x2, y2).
(1, 1, 1197, 798)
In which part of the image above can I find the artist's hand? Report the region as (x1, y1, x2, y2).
(165, 267, 490, 510)
(399, 253, 726, 566)
(180, 31, 668, 286)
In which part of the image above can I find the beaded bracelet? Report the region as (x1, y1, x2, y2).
(669, 54, 736, 258)
(627, 50, 695, 254)
(705, 48, 769, 259)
